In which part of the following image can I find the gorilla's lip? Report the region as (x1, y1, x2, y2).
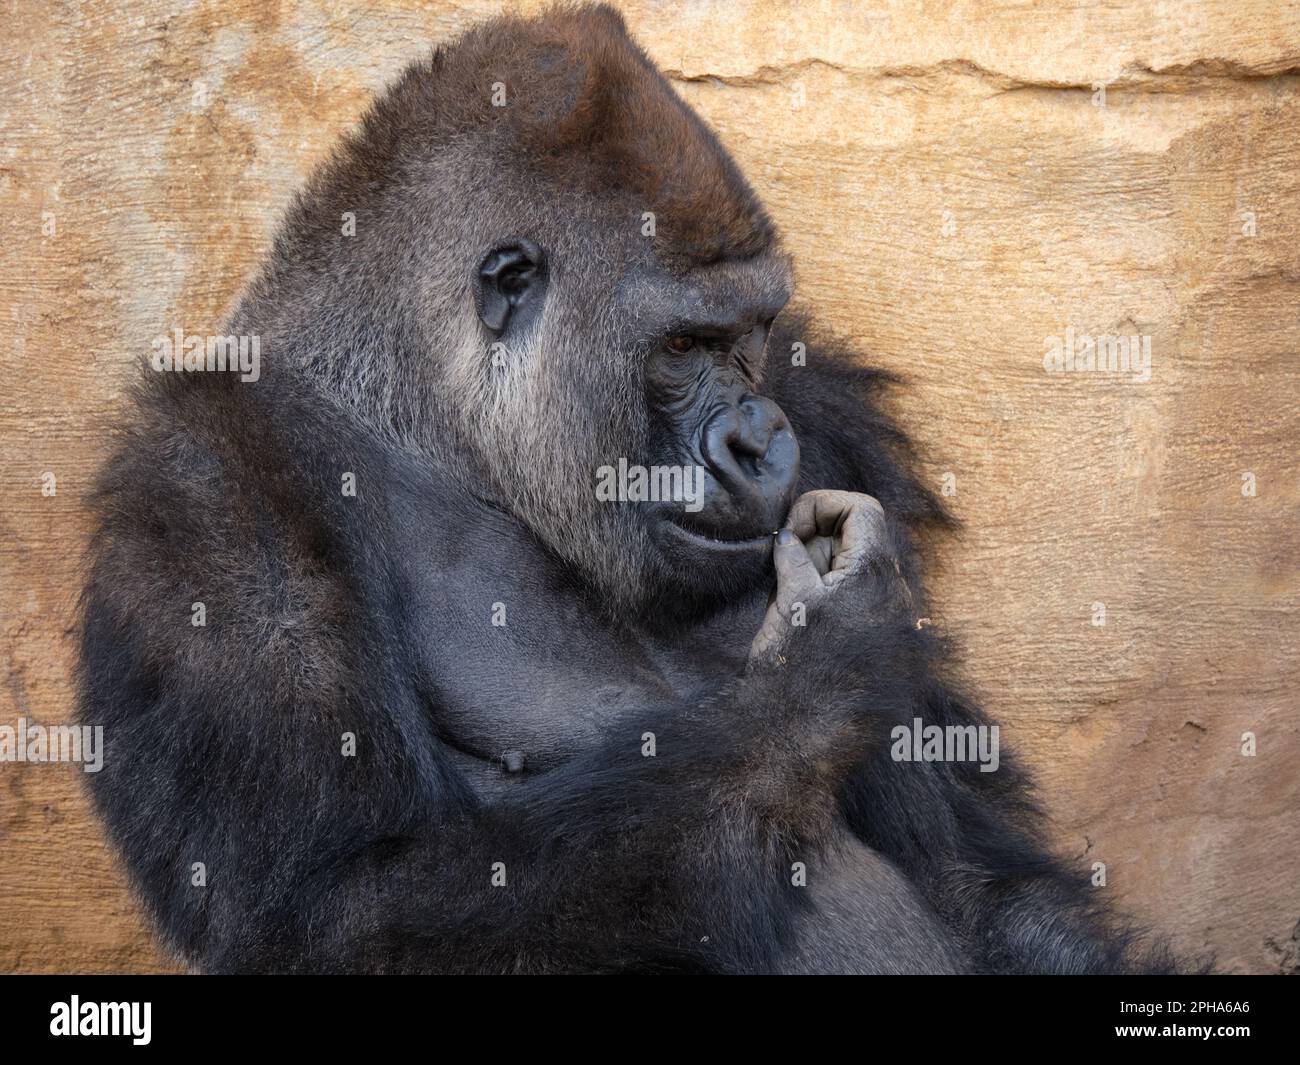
(656, 516, 773, 554)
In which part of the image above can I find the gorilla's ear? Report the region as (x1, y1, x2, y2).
(474, 239, 547, 334)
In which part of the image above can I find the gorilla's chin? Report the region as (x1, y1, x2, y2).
(649, 514, 775, 603)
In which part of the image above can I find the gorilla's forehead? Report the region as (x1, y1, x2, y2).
(381, 4, 777, 266)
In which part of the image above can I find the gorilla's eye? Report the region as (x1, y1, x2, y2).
(666, 335, 695, 355)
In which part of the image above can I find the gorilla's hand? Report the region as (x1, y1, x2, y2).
(748, 489, 912, 665)
(728, 490, 921, 836)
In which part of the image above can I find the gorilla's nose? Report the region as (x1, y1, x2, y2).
(696, 395, 799, 538)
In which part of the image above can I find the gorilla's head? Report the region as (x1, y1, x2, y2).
(250, 4, 798, 610)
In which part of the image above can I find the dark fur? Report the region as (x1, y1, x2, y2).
(77, 4, 1177, 973)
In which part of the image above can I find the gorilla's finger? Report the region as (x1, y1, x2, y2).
(806, 534, 836, 576)
(773, 527, 824, 607)
(787, 490, 870, 540)
(831, 494, 887, 574)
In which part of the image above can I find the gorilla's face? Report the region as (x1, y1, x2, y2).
(616, 252, 799, 591)
(466, 225, 798, 610)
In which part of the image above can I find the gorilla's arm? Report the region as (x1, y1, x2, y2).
(299, 675, 866, 974)
(840, 682, 1172, 974)
(769, 329, 1173, 973)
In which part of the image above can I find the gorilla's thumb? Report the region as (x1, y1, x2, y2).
(773, 528, 823, 608)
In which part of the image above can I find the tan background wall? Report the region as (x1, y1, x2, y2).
(2, 0, 1297, 974)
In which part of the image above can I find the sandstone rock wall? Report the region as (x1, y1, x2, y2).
(2, 1, 1296, 972)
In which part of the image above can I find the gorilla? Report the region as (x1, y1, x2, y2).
(77, 4, 1174, 973)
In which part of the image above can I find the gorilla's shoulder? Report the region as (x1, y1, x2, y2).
(767, 312, 950, 531)
(83, 371, 378, 645)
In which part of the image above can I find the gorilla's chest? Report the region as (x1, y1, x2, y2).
(403, 541, 764, 772)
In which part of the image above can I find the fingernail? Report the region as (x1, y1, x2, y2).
(776, 529, 795, 546)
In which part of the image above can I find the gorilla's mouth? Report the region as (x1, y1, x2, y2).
(657, 516, 773, 553)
